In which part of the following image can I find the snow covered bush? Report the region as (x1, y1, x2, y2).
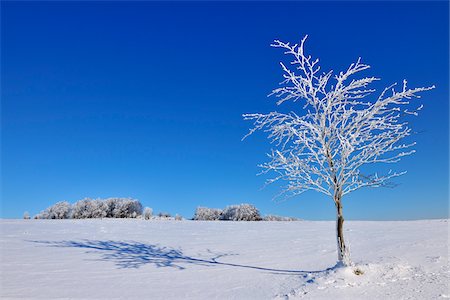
(112, 199, 142, 218)
(104, 198, 143, 218)
(220, 204, 262, 221)
(23, 211, 30, 219)
(143, 207, 153, 220)
(175, 214, 183, 221)
(193, 207, 223, 221)
(71, 198, 92, 219)
(104, 198, 118, 217)
(36, 201, 72, 219)
(72, 198, 107, 219)
(90, 200, 109, 218)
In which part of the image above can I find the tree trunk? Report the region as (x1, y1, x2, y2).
(335, 197, 349, 266)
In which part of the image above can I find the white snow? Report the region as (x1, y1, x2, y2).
(1, 219, 448, 299)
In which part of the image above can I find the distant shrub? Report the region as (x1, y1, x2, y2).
(175, 214, 183, 221)
(193, 207, 222, 221)
(263, 215, 300, 221)
(36, 201, 72, 219)
(23, 211, 30, 220)
(220, 204, 262, 221)
(143, 207, 153, 220)
(158, 212, 171, 218)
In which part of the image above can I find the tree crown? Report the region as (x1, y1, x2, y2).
(244, 36, 434, 201)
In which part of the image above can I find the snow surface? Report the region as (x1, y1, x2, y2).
(1, 219, 448, 299)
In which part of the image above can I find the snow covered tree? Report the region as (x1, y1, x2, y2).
(243, 36, 434, 266)
(89, 200, 108, 218)
(104, 198, 143, 218)
(72, 198, 106, 219)
(23, 211, 30, 219)
(36, 201, 72, 219)
(143, 207, 153, 220)
(193, 207, 223, 221)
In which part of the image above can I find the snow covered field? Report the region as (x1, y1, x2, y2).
(1, 219, 448, 299)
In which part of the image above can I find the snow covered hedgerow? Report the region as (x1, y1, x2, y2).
(220, 204, 262, 221)
(36, 201, 72, 219)
(263, 215, 300, 221)
(143, 207, 153, 220)
(193, 207, 223, 221)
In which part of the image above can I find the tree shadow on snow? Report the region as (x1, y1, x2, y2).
(29, 239, 336, 275)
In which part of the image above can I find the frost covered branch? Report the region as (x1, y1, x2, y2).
(244, 36, 434, 199)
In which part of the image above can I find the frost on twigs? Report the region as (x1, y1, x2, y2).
(243, 35, 434, 199)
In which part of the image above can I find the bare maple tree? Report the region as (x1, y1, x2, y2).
(243, 36, 434, 266)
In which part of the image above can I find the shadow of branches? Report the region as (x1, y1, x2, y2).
(29, 239, 336, 274)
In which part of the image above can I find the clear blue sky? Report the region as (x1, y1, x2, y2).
(1, 1, 448, 220)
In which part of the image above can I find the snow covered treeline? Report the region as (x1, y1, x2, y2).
(193, 204, 261, 221)
(220, 204, 262, 221)
(262, 215, 300, 221)
(34, 198, 145, 219)
(32, 200, 298, 221)
(193, 204, 299, 221)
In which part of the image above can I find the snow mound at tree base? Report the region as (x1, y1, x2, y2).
(278, 261, 450, 299)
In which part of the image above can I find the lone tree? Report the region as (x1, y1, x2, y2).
(243, 36, 434, 266)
